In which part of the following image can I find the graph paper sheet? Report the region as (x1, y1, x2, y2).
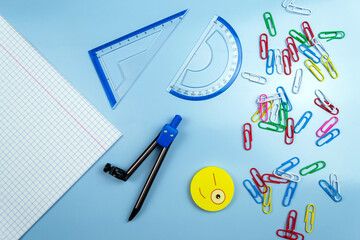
(0, 15, 122, 240)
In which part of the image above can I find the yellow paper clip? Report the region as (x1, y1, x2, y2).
(305, 204, 315, 233)
(305, 59, 325, 81)
(262, 185, 272, 214)
(321, 55, 338, 79)
(251, 101, 274, 122)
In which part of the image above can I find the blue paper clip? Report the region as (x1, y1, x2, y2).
(276, 86, 292, 112)
(319, 180, 342, 202)
(275, 157, 300, 176)
(294, 111, 312, 134)
(266, 49, 275, 75)
(243, 179, 263, 204)
(316, 128, 340, 147)
(298, 44, 321, 63)
(283, 181, 297, 207)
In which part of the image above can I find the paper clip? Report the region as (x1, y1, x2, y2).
(242, 72, 267, 85)
(275, 157, 300, 176)
(305, 59, 324, 81)
(259, 94, 269, 122)
(251, 101, 273, 122)
(243, 179, 263, 204)
(278, 102, 289, 129)
(262, 173, 289, 184)
(250, 168, 268, 194)
(286, 3, 312, 16)
(316, 116, 339, 138)
(319, 179, 342, 202)
(282, 49, 292, 75)
(299, 44, 320, 63)
(277, 86, 292, 112)
(285, 118, 294, 145)
(294, 111, 312, 134)
(275, 49, 283, 74)
(300, 161, 326, 176)
(282, 0, 295, 8)
(283, 181, 297, 207)
(260, 33, 268, 59)
(292, 68, 303, 94)
(243, 123, 252, 151)
(263, 12, 276, 36)
(258, 121, 284, 132)
(316, 128, 340, 147)
(314, 89, 339, 115)
(262, 185, 272, 214)
(330, 173, 341, 201)
(302, 21, 315, 46)
(321, 55, 338, 79)
(266, 49, 275, 75)
(269, 99, 281, 123)
(318, 31, 345, 42)
(276, 229, 304, 240)
(286, 210, 297, 233)
(289, 29, 309, 46)
(286, 37, 299, 62)
(257, 93, 282, 103)
(313, 37, 329, 57)
(274, 170, 301, 183)
(305, 204, 315, 233)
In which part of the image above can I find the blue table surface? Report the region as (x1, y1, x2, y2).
(1, 0, 359, 239)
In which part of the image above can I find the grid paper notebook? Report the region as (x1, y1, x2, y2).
(0, 15, 122, 240)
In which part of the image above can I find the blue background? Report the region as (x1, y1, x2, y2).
(1, 0, 359, 239)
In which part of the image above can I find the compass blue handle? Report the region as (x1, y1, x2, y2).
(156, 115, 182, 148)
(170, 115, 182, 129)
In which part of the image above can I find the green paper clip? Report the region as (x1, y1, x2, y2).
(264, 12, 277, 36)
(318, 31, 345, 42)
(289, 29, 310, 47)
(278, 102, 288, 129)
(299, 161, 326, 176)
(258, 121, 284, 132)
(258, 102, 288, 132)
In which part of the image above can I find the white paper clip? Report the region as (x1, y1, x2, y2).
(242, 72, 267, 85)
(282, 0, 295, 8)
(330, 173, 341, 201)
(257, 93, 283, 103)
(292, 68, 303, 94)
(269, 99, 281, 123)
(286, 3, 312, 15)
(275, 49, 283, 74)
(273, 170, 301, 182)
(313, 37, 329, 57)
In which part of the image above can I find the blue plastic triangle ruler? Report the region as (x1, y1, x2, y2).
(89, 10, 188, 108)
(167, 15, 242, 100)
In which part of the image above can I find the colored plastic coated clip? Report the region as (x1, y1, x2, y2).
(305, 59, 324, 81)
(263, 185, 272, 214)
(292, 68, 303, 94)
(243, 179, 263, 204)
(275, 49, 283, 74)
(286, 210, 297, 233)
(250, 168, 268, 194)
(243, 123, 252, 151)
(321, 55, 338, 79)
(262, 173, 289, 184)
(286, 3, 311, 16)
(242, 72, 267, 85)
(275, 157, 300, 176)
(318, 31, 345, 42)
(260, 33, 268, 59)
(282, 0, 295, 8)
(313, 37, 329, 56)
(294, 111, 312, 134)
(269, 99, 281, 123)
(316, 128, 340, 147)
(299, 44, 320, 63)
(277, 86, 292, 112)
(266, 49, 275, 75)
(278, 102, 289, 129)
(289, 29, 309, 46)
(302, 21, 315, 46)
(258, 121, 285, 132)
(274, 170, 301, 182)
(276, 229, 304, 240)
(300, 161, 326, 176)
(257, 93, 283, 103)
(319, 179, 342, 202)
(305, 204, 315, 233)
(314, 89, 339, 115)
(251, 101, 273, 122)
(283, 181, 297, 207)
(330, 173, 341, 201)
(316, 116, 338, 138)
(286, 37, 299, 62)
(259, 94, 269, 122)
(285, 118, 295, 145)
(282, 49, 292, 75)
(263, 12, 276, 36)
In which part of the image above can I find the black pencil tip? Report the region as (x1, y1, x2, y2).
(128, 208, 139, 222)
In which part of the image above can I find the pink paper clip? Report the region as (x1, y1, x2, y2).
(260, 33, 268, 60)
(302, 21, 315, 46)
(316, 116, 339, 138)
(282, 49, 292, 75)
(285, 117, 295, 145)
(243, 123, 252, 151)
(259, 94, 269, 122)
(250, 168, 268, 194)
(286, 37, 299, 62)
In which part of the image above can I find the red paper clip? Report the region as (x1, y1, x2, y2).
(286, 210, 298, 232)
(276, 229, 304, 240)
(282, 49, 292, 75)
(243, 123, 252, 151)
(314, 98, 339, 115)
(250, 168, 268, 194)
(262, 174, 289, 184)
(302, 21, 315, 46)
(286, 37, 299, 62)
(260, 33, 268, 60)
(285, 117, 294, 145)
